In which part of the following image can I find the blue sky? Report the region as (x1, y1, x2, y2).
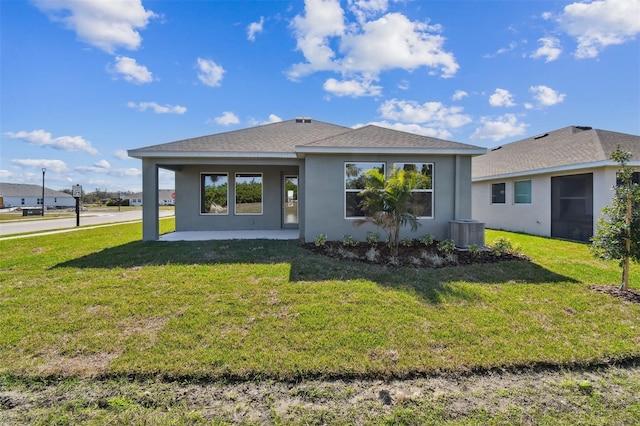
(1, 0, 639, 192)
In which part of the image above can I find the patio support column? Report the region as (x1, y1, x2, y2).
(453, 155, 472, 219)
(142, 158, 159, 241)
(298, 160, 305, 242)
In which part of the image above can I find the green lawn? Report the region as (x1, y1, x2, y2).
(1, 219, 638, 382)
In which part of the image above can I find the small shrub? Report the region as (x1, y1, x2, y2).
(490, 237, 521, 256)
(468, 244, 482, 256)
(365, 247, 380, 262)
(409, 256, 422, 267)
(422, 252, 444, 267)
(337, 247, 359, 260)
(438, 239, 456, 254)
(445, 253, 458, 265)
(366, 231, 380, 246)
(342, 235, 358, 247)
(400, 237, 413, 247)
(387, 256, 400, 266)
(315, 233, 327, 247)
(420, 233, 434, 247)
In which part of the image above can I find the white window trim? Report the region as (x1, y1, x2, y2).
(344, 161, 386, 219)
(235, 172, 263, 216)
(513, 180, 532, 205)
(200, 172, 229, 216)
(491, 182, 506, 205)
(392, 162, 434, 219)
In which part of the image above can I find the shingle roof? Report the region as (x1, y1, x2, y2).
(128, 119, 485, 158)
(0, 182, 75, 198)
(128, 119, 352, 156)
(298, 125, 485, 153)
(472, 126, 640, 180)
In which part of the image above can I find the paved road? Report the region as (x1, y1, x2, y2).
(0, 210, 175, 237)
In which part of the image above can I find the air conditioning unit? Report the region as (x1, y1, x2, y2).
(449, 220, 485, 249)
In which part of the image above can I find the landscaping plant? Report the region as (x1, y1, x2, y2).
(355, 167, 425, 256)
(591, 146, 640, 290)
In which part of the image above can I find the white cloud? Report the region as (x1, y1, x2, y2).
(348, 0, 389, 23)
(288, 1, 458, 96)
(289, 0, 345, 78)
(12, 159, 69, 173)
(127, 101, 187, 114)
(248, 114, 284, 126)
(75, 163, 141, 177)
(113, 149, 131, 160)
(531, 37, 562, 62)
(452, 90, 468, 101)
(323, 77, 382, 97)
(483, 42, 517, 58)
(363, 120, 453, 139)
(33, 0, 156, 53)
(529, 85, 566, 106)
(379, 99, 472, 130)
(0, 170, 14, 179)
(266, 114, 283, 123)
(470, 114, 528, 142)
(340, 13, 458, 77)
(247, 16, 265, 41)
(489, 88, 516, 107)
(111, 56, 153, 84)
(558, 0, 640, 59)
(95, 159, 111, 169)
(4, 130, 98, 155)
(214, 111, 240, 125)
(196, 58, 225, 87)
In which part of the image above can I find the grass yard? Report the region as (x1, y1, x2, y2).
(1, 219, 639, 424)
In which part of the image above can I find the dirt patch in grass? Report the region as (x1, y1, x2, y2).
(2, 364, 639, 424)
(590, 285, 640, 305)
(303, 240, 526, 268)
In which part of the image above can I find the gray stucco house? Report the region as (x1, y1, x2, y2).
(472, 126, 640, 242)
(128, 118, 486, 243)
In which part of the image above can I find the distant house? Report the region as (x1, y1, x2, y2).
(128, 118, 486, 243)
(472, 126, 640, 242)
(123, 190, 176, 207)
(0, 182, 76, 209)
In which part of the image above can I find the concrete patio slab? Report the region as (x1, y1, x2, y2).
(159, 230, 300, 241)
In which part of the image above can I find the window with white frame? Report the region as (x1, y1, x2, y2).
(393, 162, 434, 218)
(514, 180, 532, 204)
(201, 173, 228, 214)
(491, 183, 506, 204)
(345, 162, 385, 217)
(235, 173, 263, 215)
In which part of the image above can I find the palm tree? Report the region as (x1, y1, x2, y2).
(355, 167, 425, 256)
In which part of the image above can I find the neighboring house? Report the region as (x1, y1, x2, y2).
(123, 190, 175, 207)
(0, 182, 76, 209)
(128, 118, 486, 243)
(472, 126, 640, 242)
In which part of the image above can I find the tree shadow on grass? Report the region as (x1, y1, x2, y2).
(54, 239, 578, 305)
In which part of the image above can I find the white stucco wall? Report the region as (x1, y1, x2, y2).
(472, 176, 551, 237)
(2, 195, 75, 209)
(472, 166, 631, 239)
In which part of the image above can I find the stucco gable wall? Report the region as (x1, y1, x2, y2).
(303, 153, 461, 243)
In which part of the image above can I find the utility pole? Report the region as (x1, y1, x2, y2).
(41, 168, 46, 216)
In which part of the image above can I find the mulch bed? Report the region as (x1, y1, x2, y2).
(590, 285, 640, 305)
(302, 241, 526, 268)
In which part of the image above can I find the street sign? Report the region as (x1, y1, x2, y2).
(72, 184, 82, 198)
